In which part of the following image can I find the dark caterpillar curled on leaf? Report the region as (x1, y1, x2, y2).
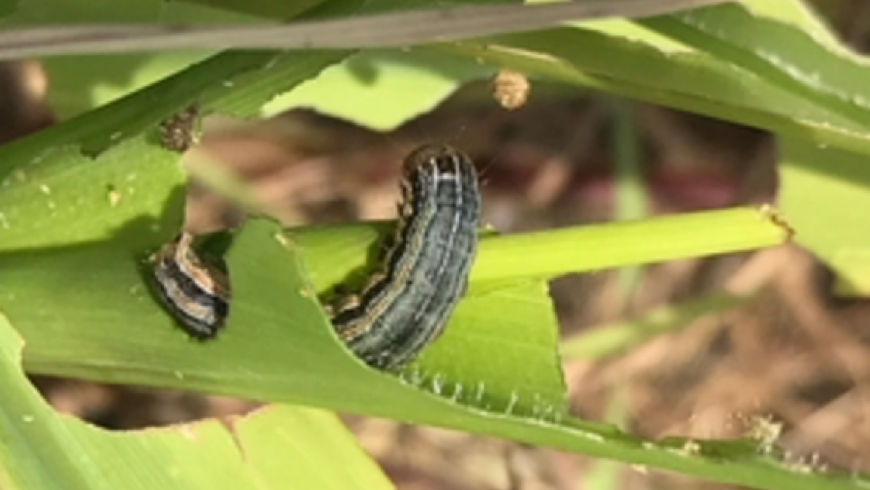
(330, 144, 481, 369)
(150, 144, 481, 370)
(150, 232, 231, 339)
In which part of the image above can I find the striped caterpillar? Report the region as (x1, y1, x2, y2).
(151, 232, 231, 339)
(151, 144, 481, 370)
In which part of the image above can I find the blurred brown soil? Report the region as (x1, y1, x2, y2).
(1, 1, 869, 488)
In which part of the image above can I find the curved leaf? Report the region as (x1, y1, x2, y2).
(0, 136, 184, 252)
(780, 139, 870, 295)
(0, 49, 350, 172)
(0, 207, 836, 490)
(436, 1, 870, 157)
(0, 313, 392, 490)
(263, 48, 493, 130)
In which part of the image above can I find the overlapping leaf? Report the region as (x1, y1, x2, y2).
(0, 312, 393, 490)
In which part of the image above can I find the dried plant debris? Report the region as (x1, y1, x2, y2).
(493, 69, 531, 110)
(160, 104, 200, 152)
